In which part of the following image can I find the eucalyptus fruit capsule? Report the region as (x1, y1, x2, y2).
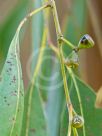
(78, 34, 94, 49)
(71, 115, 84, 128)
(64, 50, 79, 68)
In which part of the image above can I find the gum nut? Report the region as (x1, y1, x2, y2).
(72, 115, 84, 128)
(78, 34, 95, 49)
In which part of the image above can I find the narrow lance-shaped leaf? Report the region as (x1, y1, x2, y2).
(0, 31, 24, 136)
(21, 28, 48, 136)
(32, 0, 44, 71)
(32, 0, 47, 101)
(60, 76, 102, 136)
(46, 62, 64, 136)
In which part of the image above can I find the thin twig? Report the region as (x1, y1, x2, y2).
(17, 3, 50, 32)
(61, 37, 75, 49)
(67, 68, 86, 136)
(50, 0, 73, 135)
(73, 128, 78, 136)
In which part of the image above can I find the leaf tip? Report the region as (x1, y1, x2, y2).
(95, 86, 102, 108)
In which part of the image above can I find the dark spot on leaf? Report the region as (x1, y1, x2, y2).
(4, 96, 6, 99)
(30, 128, 36, 133)
(6, 61, 11, 64)
(7, 103, 10, 106)
(11, 53, 13, 56)
(11, 53, 16, 58)
(13, 76, 16, 82)
(11, 76, 16, 83)
(9, 68, 12, 71)
(10, 53, 16, 59)
(6, 70, 10, 75)
(11, 91, 17, 96)
(12, 117, 15, 120)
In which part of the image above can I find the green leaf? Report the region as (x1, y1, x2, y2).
(60, 76, 102, 136)
(32, 0, 44, 70)
(0, 30, 24, 135)
(46, 61, 65, 136)
(21, 82, 48, 136)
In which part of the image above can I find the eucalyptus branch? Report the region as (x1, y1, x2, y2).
(49, 42, 86, 136)
(49, 0, 72, 110)
(50, 0, 74, 135)
(61, 37, 75, 49)
(60, 46, 73, 136)
(49, 0, 62, 37)
(17, 2, 51, 32)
